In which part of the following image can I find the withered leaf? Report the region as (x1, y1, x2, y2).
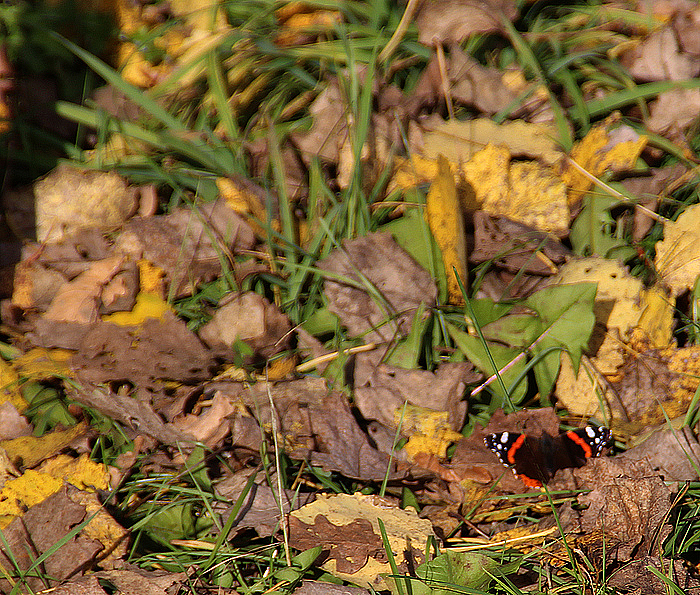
(317, 232, 436, 343)
(115, 199, 255, 298)
(414, 0, 519, 46)
(289, 516, 386, 574)
(575, 457, 672, 561)
(0, 485, 103, 594)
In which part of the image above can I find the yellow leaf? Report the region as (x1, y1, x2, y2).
(0, 470, 62, 527)
(0, 359, 28, 413)
(397, 405, 462, 460)
(562, 113, 647, 205)
(138, 259, 167, 295)
(654, 203, 700, 297)
(0, 422, 88, 469)
(463, 145, 569, 235)
(638, 286, 674, 348)
(423, 118, 563, 165)
(11, 348, 72, 381)
(38, 454, 110, 491)
(102, 292, 173, 326)
(425, 155, 467, 304)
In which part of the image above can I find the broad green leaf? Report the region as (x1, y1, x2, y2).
(448, 323, 527, 403)
(412, 550, 495, 595)
(524, 282, 597, 374)
(570, 193, 629, 257)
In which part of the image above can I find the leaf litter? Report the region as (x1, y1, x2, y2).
(4, 0, 700, 593)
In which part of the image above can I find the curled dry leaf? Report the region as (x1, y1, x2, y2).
(317, 231, 437, 343)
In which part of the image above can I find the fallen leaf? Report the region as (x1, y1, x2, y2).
(575, 457, 672, 561)
(654, 202, 700, 296)
(289, 493, 434, 589)
(3, 164, 138, 242)
(619, 26, 700, 82)
(425, 155, 467, 303)
(198, 291, 293, 359)
(115, 199, 255, 298)
(0, 485, 104, 592)
(422, 118, 563, 165)
(353, 353, 479, 433)
(317, 232, 437, 343)
(562, 114, 648, 206)
(43, 256, 125, 323)
(648, 87, 700, 135)
(414, 0, 519, 46)
(0, 421, 89, 470)
(214, 469, 314, 537)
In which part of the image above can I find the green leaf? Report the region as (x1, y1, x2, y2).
(411, 550, 496, 595)
(476, 283, 596, 398)
(524, 282, 597, 374)
(570, 193, 629, 257)
(385, 303, 430, 369)
(447, 323, 527, 403)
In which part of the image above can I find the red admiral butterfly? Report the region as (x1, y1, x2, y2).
(484, 426, 611, 488)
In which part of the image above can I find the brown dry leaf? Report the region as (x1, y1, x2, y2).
(66, 385, 191, 446)
(172, 392, 235, 447)
(575, 457, 672, 561)
(648, 87, 700, 135)
(414, 0, 519, 46)
(608, 556, 700, 595)
(210, 378, 398, 480)
(115, 199, 255, 298)
(654, 202, 700, 296)
(353, 353, 479, 433)
(562, 115, 648, 206)
(619, 27, 700, 82)
(289, 493, 434, 589)
(317, 232, 437, 343)
(425, 155, 467, 304)
(470, 212, 571, 275)
(410, 46, 520, 115)
(214, 469, 314, 537)
(43, 256, 125, 324)
(0, 402, 32, 441)
(2, 164, 138, 242)
(53, 569, 187, 595)
(618, 426, 700, 482)
(199, 291, 293, 359)
(0, 485, 104, 594)
(608, 341, 700, 429)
